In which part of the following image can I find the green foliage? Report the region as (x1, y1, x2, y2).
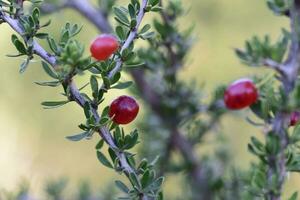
(266, 0, 292, 15)
(0, 178, 119, 200)
(0, 0, 164, 199)
(236, 32, 289, 66)
(45, 178, 68, 200)
(1, 0, 51, 72)
(2, 0, 300, 199)
(234, 0, 300, 199)
(0, 180, 30, 200)
(134, 1, 230, 199)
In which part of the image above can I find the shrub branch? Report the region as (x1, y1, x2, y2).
(265, 1, 300, 199)
(0, 1, 152, 199)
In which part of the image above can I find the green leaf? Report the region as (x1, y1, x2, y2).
(292, 124, 300, 143)
(140, 31, 156, 40)
(90, 75, 99, 98)
(70, 24, 83, 37)
(115, 180, 129, 193)
(139, 24, 151, 35)
(289, 192, 298, 200)
(110, 72, 121, 85)
(151, 6, 163, 12)
(108, 148, 117, 164)
(96, 151, 113, 169)
(42, 61, 58, 79)
(101, 106, 110, 118)
(40, 19, 51, 28)
(11, 34, 18, 44)
(248, 144, 264, 157)
(32, 7, 40, 25)
(6, 54, 24, 58)
(128, 4, 136, 19)
(141, 169, 151, 188)
(19, 58, 30, 73)
(66, 131, 89, 141)
(250, 136, 264, 152)
(123, 129, 139, 150)
(83, 102, 91, 118)
(35, 33, 49, 39)
(116, 26, 127, 40)
(126, 153, 136, 168)
(130, 19, 137, 29)
(149, 0, 159, 6)
(265, 133, 280, 155)
(138, 159, 148, 171)
(41, 100, 69, 109)
(99, 117, 110, 125)
(47, 37, 59, 54)
(60, 30, 70, 44)
(114, 17, 130, 27)
(149, 177, 164, 190)
(95, 139, 104, 150)
(13, 38, 27, 54)
(35, 80, 60, 87)
(103, 76, 111, 89)
(112, 81, 133, 90)
(114, 127, 122, 148)
(157, 192, 164, 200)
(123, 62, 146, 69)
(121, 49, 135, 61)
(114, 7, 130, 24)
(128, 173, 141, 189)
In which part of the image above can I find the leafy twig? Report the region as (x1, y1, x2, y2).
(0, 1, 153, 199)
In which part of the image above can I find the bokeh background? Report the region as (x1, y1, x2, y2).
(0, 0, 299, 198)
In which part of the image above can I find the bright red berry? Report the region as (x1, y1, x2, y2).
(224, 78, 258, 110)
(290, 111, 300, 126)
(109, 95, 139, 125)
(90, 34, 119, 61)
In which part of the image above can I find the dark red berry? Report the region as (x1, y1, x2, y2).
(109, 95, 139, 125)
(90, 34, 119, 61)
(224, 78, 258, 110)
(290, 111, 300, 126)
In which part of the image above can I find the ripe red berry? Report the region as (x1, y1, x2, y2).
(290, 111, 300, 126)
(224, 78, 258, 110)
(109, 95, 139, 125)
(90, 34, 119, 61)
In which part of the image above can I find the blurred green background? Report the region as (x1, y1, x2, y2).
(0, 0, 299, 198)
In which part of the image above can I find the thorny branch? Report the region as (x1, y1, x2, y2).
(0, 0, 151, 199)
(265, 1, 300, 199)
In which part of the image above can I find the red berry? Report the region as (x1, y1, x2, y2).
(109, 95, 139, 125)
(224, 78, 258, 110)
(290, 111, 300, 126)
(90, 34, 119, 61)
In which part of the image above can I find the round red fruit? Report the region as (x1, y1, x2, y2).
(224, 78, 258, 110)
(90, 34, 119, 61)
(109, 95, 139, 125)
(290, 111, 300, 126)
